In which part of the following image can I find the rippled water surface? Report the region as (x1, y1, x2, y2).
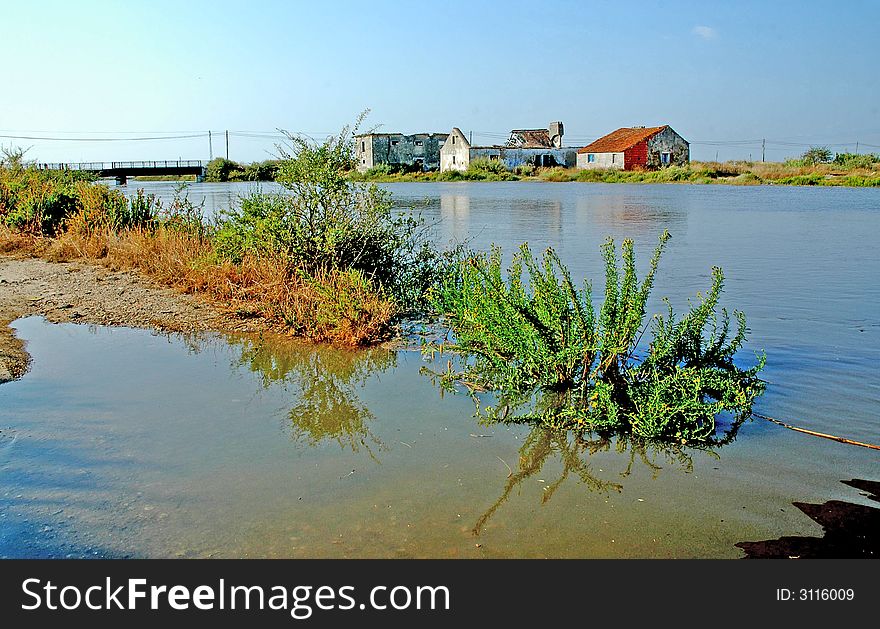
(1, 181, 877, 557)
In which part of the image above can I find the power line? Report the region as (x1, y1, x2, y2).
(2, 129, 876, 157)
(0, 133, 207, 142)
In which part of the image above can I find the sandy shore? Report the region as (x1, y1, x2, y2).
(0, 255, 245, 384)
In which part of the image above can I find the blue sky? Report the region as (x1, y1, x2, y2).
(3, 0, 879, 162)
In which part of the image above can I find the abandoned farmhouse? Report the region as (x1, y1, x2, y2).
(355, 132, 448, 172)
(576, 125, 689, 170)
(354, 123, 688, 173)
(440, 123, 582, 172)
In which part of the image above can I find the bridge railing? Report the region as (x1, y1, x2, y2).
(35, 160, 205, 171)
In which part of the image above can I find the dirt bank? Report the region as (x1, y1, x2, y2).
(0, 255, 249, 384)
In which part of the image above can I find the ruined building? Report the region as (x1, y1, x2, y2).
(440, 122, 581, 172)
(576, 126, 689, 170)
(354, 132, 448, 172)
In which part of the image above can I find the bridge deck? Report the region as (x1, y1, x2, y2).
(36, 161, 206, 178)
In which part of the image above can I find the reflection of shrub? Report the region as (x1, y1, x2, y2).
(428, 231, 765, 444)
(226, 334, 396, 456)
(471, 425, 704, 535)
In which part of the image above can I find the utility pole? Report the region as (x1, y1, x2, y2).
(208, 131, 213, 160)
(762, 138, 765, 162)
(225, 130, 229, 160)
(469, 131, 473, 144)
(856, 141, 859, 154)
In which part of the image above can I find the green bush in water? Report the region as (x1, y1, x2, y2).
(427, 231, 765, 444)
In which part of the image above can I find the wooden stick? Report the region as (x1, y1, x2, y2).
(753, 412, 880, 451)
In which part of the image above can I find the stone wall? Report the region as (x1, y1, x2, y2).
(470, 147, 579, 170)
(355, 133, 447, 172)
(645, 127, 690, 168)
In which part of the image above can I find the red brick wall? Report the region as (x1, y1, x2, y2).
(624, 141, 649, 170)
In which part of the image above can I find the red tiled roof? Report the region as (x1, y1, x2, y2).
(577, 126, 667, 153)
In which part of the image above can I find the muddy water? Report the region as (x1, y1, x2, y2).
(1, 181, 878, 557)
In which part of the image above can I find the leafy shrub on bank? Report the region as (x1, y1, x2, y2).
(832, 152, 880, 169)
(434, 158, 519, 182)
(243, 160, 280, 182)
(214, 115, 449, 318)
(0, 156, 154, 235)
(362, 164, 394, 178)
(205, 158, 241, 182)
(801, 146, 833, 165)
(206, 157, 281, 182)
(466, 158, 515, 179)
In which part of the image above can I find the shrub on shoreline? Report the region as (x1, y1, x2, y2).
(205, 158, 281, 182)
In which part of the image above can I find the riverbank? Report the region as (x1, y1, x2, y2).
(1, 131, 433, 349)
(0, 254, 245, 384)
(351, 161, 880, 186)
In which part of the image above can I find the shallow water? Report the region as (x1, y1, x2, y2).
(1, 181, 878, 557)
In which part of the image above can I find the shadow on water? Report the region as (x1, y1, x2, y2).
(0, 425, 144, 558)
(221, 333, 396, 460)
(735, 479, 879, 558)
(473, 424, 719, 536)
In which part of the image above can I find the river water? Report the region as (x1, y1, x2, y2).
(1, 181, 877, 557)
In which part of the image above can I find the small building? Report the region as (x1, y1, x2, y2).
(354, 132, 448, 172)
(440, 122, 581, 172)
(576, 126, 689, 170)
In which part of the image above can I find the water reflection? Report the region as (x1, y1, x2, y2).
(440, 193, 469, 219)
(223, 333, 396, 458)
(473, 425, 711, 535)
(573, 191, 688, 231)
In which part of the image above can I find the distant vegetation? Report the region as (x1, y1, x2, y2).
(205, 157, 282, 182)
(148, 147, 880, 188)
(353, 150, 880, 187)
(351, 158, 520, 182)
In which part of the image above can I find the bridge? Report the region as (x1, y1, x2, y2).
(36, 160, 207, 184)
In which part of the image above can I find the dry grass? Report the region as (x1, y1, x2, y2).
(530, 161, 880, 186)
(2, 223, 395, 346)
(0, 225, 48, 256)
(697, 160, 880, 181)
